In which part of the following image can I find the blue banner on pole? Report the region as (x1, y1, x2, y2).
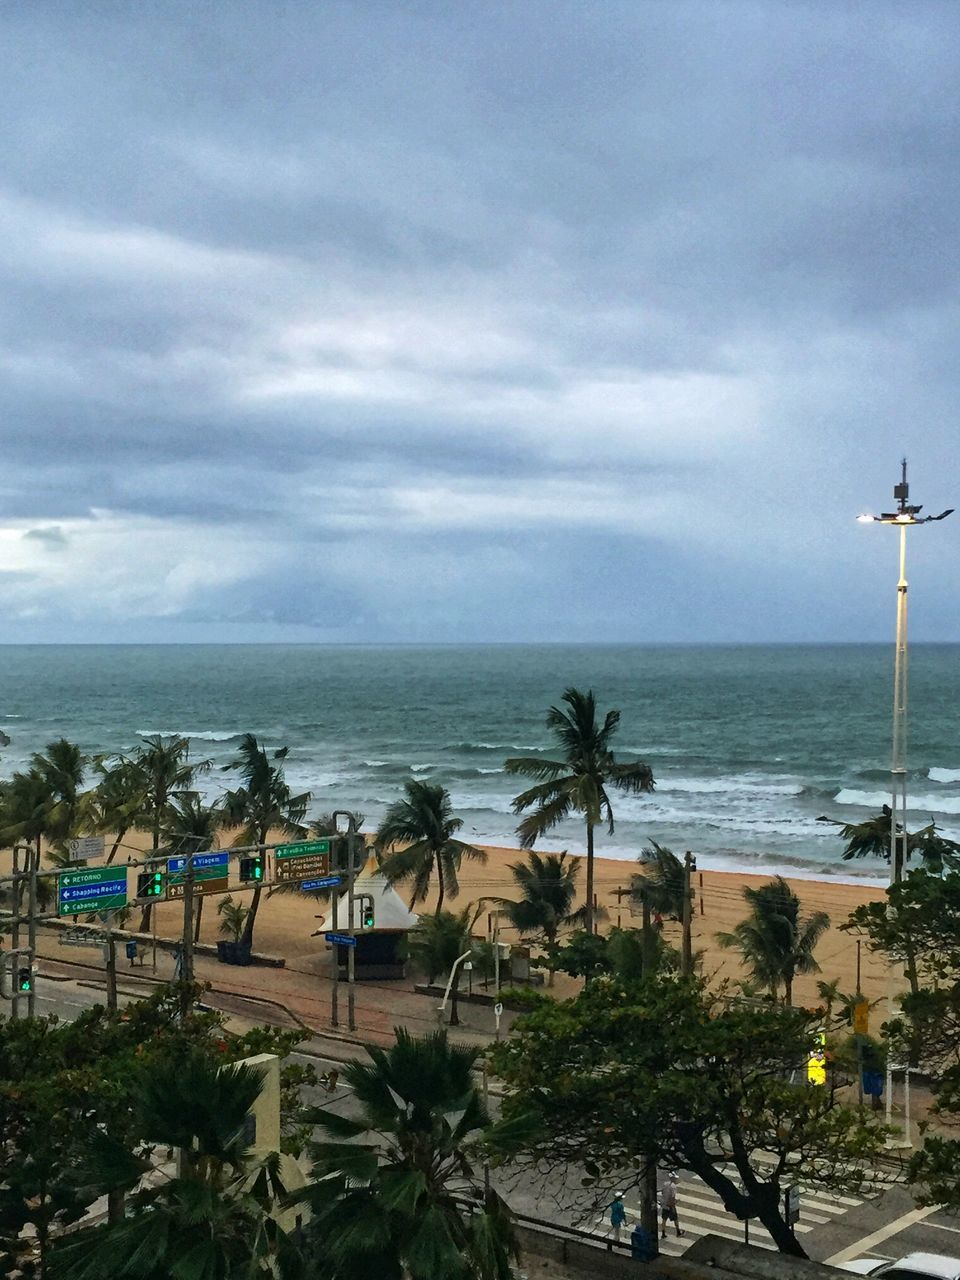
(325, 932, 357, 947)
(301, 876, 342, 891)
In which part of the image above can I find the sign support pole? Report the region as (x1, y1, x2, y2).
(26, 843, 37, 1018)
(347, 821, 357, 1033)
(330, 863, 340, 1028)
(11, 844, 21, 1021)
(180, 851, 195, 1017)
(105, 912, 118, 1014)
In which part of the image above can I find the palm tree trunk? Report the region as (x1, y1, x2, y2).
(784, 974, 793, 1006)
(138, 824, 159, 933)
(240, 884, 261, 949)
(105, 825, 128, 866)
(194, 895, 204, 943)
(435, 855, 445, 916)
(585, 822, 595, 934)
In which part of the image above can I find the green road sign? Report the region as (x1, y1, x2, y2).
(276, 839, 331, 858)
(59, 866, 128, 916)
(275, 838, 331, 883)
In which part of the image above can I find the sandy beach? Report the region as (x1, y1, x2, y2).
(116, 835, 892, 1010)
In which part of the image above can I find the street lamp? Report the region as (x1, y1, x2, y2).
(858, 458, 952, 1135)
(858, 458, 953, 884)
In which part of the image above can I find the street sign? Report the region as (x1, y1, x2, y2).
(324, 931, 357, 947)
(784, 1184, 800, 1226)
(852, 998, 870, 1036)
(66, 836, 105, 862)
(276, 838, 331, 883)
(166, 851, 230, 899)
(301, 876, 342, 891)
(58, 866, 127, 916)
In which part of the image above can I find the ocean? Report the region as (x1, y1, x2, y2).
(1, 643, 959, 882)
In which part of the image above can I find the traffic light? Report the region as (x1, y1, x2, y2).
(17, 966, 32, 994)
(137, 869, 164, 898)
(360, 895, 375, 929)
(239, 855, 264, 883)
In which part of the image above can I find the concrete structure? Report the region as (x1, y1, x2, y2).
(233, 1052, 308, 1231)
(321, 867, 420, 979)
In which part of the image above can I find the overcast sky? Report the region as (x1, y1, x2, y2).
(1, 1, 958, 643)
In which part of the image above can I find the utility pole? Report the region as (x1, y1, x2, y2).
(26, 842, 38, 1018)
(180, 850, 196, 1019)
(11, 844, 22, 1021)
(331, 811, 358, 1031)
(681, 851, 696, 978)
(104, 912, 118, 1014)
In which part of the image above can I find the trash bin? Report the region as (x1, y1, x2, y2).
(217, 940, 236, 964)
(631, 1225, 656, 1261)
(233, 942, 252, 967)
(125, 941, 138, 962)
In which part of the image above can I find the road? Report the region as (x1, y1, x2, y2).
(27, 973, 947, 1270)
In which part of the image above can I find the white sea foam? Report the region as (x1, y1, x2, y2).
(929, 768, 960, 784)
(835, 787, 960, 815)
(136, 728, 242, 743)
(659, 776, 803, 797)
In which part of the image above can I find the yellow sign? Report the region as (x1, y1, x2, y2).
(855, 993, 870, 1034)
(852, 999, 869, 1036)
(807, 1030, 827, 1086)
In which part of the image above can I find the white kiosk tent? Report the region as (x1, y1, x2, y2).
(322, 867, 419, 980)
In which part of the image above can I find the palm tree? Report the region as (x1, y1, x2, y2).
(0, 740, 93, 866)
(92, 756, 148, 866)
(217, 894, 250, 943)
(375, 780, 485, 915)
(505, 687, 655, 934)
(51, 1049, 295, 1279)
(160, 792, 224, 944)
(407, 908, 475, 1026)
(298, 1029, 522, 1280)
(818, 807, 960, 878)
(133, 734, 206, 933)
(223, 735, 310, 951)
(631, 841, 686, 920)
(493, 851, 585, 986)
(718, 876, 830, 1005)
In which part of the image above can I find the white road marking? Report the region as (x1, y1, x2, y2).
(923, 1221, 960, 1237)
(825, 1205, 940, 1265)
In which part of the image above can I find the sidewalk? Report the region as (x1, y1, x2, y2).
(35, 923, 509, 1050)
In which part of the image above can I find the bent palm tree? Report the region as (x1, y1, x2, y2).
(92, 756, 148, 866)
(505, 688, 654, 934)
(161, 792, 224, 944)
(298, 1029, 523, 1280)
(494, 851, 585, 985)
(718, 876, 829, 1005)
(133, 734, 206, 933)
(375, 780, 485, 915)
(818, 808, 960, 878)
(632, 841, 686, 920)
(407, 907, 475, 1026)
(223, 735, 310, 951)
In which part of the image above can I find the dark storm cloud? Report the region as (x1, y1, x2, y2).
(0, 1, 958, 641)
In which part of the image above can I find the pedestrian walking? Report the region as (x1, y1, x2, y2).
(660, 1173, 684, 1239)
(610, 1191, 627, 1243)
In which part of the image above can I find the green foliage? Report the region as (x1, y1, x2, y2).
(495, 986, 550, 1012)
(408, 908, 476, 1025)
(376, 780, 485, 915)
(717, 876, 829, 1004)
(632, 841, 686, 919)
(494, 974, 888, 1256)
(535, 926, 675, 982)
(217, 894, 250, 942)
(297, 1029, 528, 1280)
(504, 687, 654, 933)
(223, 734, 311, 951)
(819, 810, 960, 874)
(493, 850, 585, 945)
(848, 868, 960, 1206)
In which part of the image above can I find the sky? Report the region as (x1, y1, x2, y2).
(1, 0, 959, 644)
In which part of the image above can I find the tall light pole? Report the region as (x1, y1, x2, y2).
(858, 459, 952, 1131)
(858, 459, 953, 883)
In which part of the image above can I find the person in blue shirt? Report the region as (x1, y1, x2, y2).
(610, 1191, 627, 1243)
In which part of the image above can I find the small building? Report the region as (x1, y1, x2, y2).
(319, 867, 419, 980)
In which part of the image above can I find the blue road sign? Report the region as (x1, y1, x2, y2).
(168, 852, 229, 874)
(325, 932, 357, 947)
(301, 876, 342, 891)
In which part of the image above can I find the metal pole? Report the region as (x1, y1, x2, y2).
(904, 1066, 912, 1147)
(105, 912, 118, 1014)
(180, 851, 195, 1018)
(331, 868, 340, 1028)
(26, 843, 37, 1018)
(11, 844, 21, 1021)
(886, 522, 909, 1128)
(681, 852, 693, 977)
(347, 821, 357, 1034)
